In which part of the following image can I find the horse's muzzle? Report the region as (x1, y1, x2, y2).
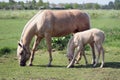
(20, 62, 26, 66)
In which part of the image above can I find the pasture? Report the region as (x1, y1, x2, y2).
(0, 10, 120, 80)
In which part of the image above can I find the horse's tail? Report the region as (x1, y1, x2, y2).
(101, 30, 105, 43)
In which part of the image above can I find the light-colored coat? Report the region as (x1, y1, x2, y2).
(67, 28, 105, 68)
(17, 10, 91, 66)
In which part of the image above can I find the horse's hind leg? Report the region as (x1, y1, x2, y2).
(45, 33, 52, 67)
(94, 42, 104, 68)
(28, 36, 43, 66)
(100, 46, 104, 68)
(90, 43, 96, 65)
(83, 51, 88, 65)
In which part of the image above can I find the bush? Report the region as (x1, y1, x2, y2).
(0, 47, 11, 56)
(52, 35, 71, 50)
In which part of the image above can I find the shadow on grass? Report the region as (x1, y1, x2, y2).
(32, 64, 66, 68)
(32, 62, 120, 69)
(75, 62, 120, 69)
(104, 62, 120, 69)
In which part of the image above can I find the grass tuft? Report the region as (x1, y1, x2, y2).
(0, 47, 11, 56)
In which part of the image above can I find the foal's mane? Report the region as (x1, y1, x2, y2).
(67, 36, 74, 55)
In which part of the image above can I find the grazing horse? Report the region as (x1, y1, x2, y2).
(17, 10, 91, 66)
(67, 28, 105, 68)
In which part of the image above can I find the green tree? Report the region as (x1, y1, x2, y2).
(64, 3, 73, 9)
(108, 1, 114, 9)
(72, 3, 79, 9)
(44, 2, 49, 9)
(0, 2, 8, 9)
(114, 0, 120, 9)
(85, 3, 94, 9)
(94, 3, 100, 9)
(32, 0, 36, 4)
(37, 0, 44, 6)
(18, 1, 24, 9)
(9, 0, 16, 5)
(32, 0, 37, 8)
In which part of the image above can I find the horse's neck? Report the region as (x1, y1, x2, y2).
(20, 24, 35, 48)
(20, 11, 43, 48)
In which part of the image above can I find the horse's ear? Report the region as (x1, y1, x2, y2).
(18, 41, 23, 48)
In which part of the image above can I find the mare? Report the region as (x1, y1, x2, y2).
(17, 10, 90, 66)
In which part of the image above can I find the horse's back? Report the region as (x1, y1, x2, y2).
(34, 10, 91, 37)
(89, 28, 105, 43)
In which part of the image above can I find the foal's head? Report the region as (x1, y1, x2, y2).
(66, 38, 75, 63)
(17, 41, 31, 66)
(66, 53, 74, 63)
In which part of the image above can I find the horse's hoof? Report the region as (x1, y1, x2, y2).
(75, 61, 79, 64)
(47, 64, 52, 67)
(28, 64, 33, 66)
(93, 64, 97, 68)
(100, 65, 103, 68)
(67, 65, 74, 68)
(92, 61, 96, 65)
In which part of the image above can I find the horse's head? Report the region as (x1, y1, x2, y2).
(66, 51, 74, 63)
(17, 41, 31, 66)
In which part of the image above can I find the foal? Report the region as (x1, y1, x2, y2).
(67, 28, 105, 68)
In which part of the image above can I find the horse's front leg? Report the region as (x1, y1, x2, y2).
(45, 33, 52, 67)
(75, 50, 88, 65)
(75, 52, 82, 64)
(67, 49, 80, 68)
(28, 36, 42, 66)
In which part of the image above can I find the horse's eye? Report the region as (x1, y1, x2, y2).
(20, 51, 23, 55)
(69, 59, 71, 61)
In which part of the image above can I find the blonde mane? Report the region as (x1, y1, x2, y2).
(20, 10, 43, 41)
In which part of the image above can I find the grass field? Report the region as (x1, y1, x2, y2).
(0, 10, 120, 80)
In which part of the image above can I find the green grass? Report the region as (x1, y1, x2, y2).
(0, 10, 120, 80)
(0, 19, 28, 49)
(0, 50, 120, 80)
(0, 10, 37, 19)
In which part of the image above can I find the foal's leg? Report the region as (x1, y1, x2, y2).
(75, 50, 88, 65)
(45, 33, 52, 67)
(75, 46, 82, 64)
(100, 46, 104, 68)
(90, 43, 96, 65)
(94, 42, 104, 68)
(82, 50, 88, 65)
(67, 49, 80, 68)
(75, 52, 82, 64)
(28, 36, 43, 66)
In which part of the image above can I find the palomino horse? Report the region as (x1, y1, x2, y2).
(17, 10, 90, 66)
(67, 28, 105, 68)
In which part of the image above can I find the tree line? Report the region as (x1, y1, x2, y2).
(0, 0, 120, 10)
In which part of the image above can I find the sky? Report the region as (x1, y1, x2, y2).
(0, 0, 115, 5)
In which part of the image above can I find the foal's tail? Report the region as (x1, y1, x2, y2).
(101, 31, 105, 43)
